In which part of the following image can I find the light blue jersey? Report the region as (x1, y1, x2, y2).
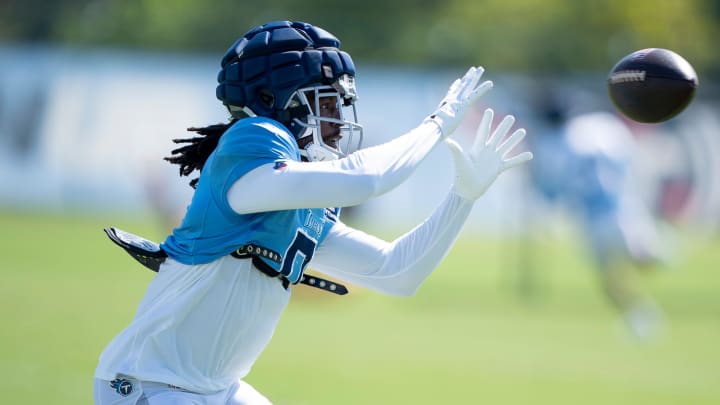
(161, 117, 338, 283)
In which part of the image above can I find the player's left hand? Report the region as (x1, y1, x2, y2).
(445, 108, 533, 201)
(425, 66, 493, 138)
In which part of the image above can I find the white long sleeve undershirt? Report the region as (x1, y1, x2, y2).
(227, 121, 443, 214)
(310, 191, 474, 296)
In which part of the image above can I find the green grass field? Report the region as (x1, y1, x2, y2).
(1, 209, 719, 404)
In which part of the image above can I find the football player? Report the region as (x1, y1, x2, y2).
(94, 20, 532, 404)
(526, 95, 665, 341)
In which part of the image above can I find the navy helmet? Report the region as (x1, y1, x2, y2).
(216, 21, 363, 160)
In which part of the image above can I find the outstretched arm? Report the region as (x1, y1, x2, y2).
(309, 192, 473, 296)
(228, 67, 492, 214)
(309, 111, 532, 296)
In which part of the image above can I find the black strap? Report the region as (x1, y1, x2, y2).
(104, 227, 347, 295)
(299, 274, 348, 295)
(231, 248, 348, 295)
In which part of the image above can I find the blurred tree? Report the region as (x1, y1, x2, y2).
(0, 0, 92, 41)
(0, 0, 717, 75)
(430, 0, 718, 74)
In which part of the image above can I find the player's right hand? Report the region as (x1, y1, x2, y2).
(444, 108, 533, 201)
(425, 66, 493, 138)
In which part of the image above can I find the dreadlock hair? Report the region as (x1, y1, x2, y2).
(164, 119, 238, 188)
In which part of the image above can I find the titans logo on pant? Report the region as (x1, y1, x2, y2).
(109, 378, 133, 396)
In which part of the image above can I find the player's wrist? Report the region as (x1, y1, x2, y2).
(422, 116, 447, 138)
(449, 185, 479, 203)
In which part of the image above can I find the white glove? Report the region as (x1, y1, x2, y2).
(444, 108, 533, 201)
(425, 66, 493, 138)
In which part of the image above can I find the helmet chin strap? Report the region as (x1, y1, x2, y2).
(292, 116, 341, 162)
(301, 142, 340, 162)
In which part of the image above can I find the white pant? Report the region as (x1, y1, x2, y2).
(95, 256, 291, 393)
(93, 377, 272, 405)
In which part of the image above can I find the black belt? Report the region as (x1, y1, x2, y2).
(104, 227, 347, 295)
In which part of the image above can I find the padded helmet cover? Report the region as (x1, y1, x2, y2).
(216, 21, 356, 122)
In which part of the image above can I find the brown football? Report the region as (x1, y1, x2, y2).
(607, 48, 698, 123)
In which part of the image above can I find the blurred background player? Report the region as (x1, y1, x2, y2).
(524, 93, 667, 341)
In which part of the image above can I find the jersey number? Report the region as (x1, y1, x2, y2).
(281, 229, 317, 283)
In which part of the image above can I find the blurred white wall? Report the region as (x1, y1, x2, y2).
(1, 45, 718, 234)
